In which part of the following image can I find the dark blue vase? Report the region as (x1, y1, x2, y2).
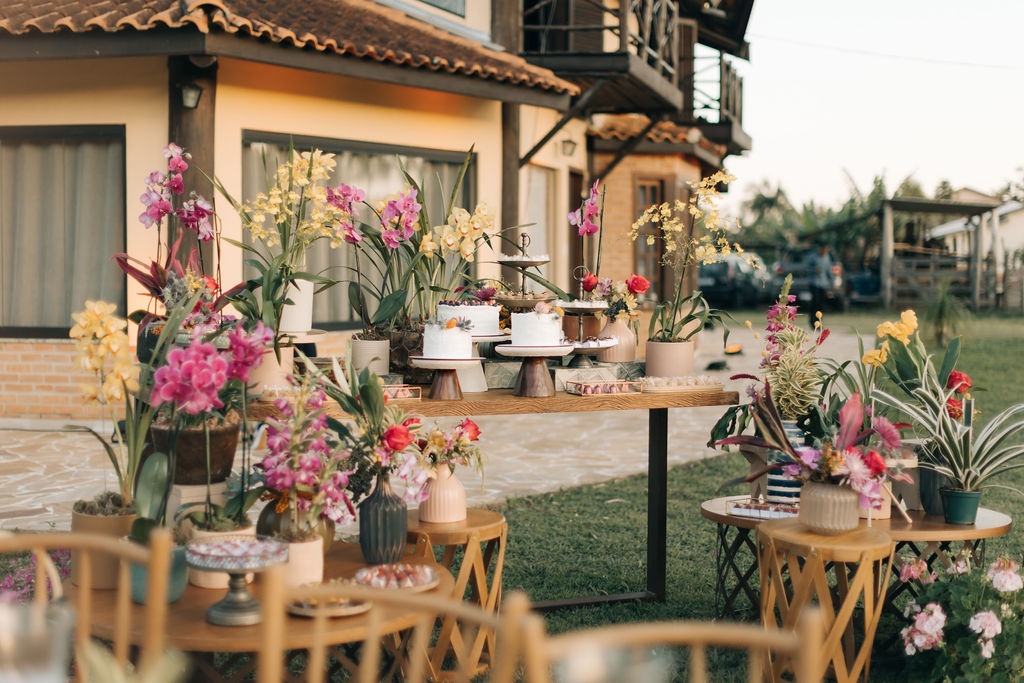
(359, 474, 406, 564)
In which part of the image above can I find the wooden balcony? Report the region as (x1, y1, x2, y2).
(521, 0, 682, 113)
(678, 38, 751, 154)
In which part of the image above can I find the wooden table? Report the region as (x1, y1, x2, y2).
(65, 542, 454, 682)
(251, 387, 738, 609)
(757, 519, 893, 683)
(407, 509, 507, 680)
(701, 496, 1012, 618)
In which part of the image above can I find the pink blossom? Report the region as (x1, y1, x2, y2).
(227, 321, 272, 383)
(166, 173, 184, 194)
(339, 221, 363, 243)
(381, 188, 421, 239)
(991, 569, 1023, 593)
(151, 341, 228, 415)
(381, 228, 402, 249)
(947, 557, 970, 575)
(902, 602, 946, 655)
(979, 638, 995, 659)
(594, 277, 613, 297)
(176, 195, 215, 241)
(796, 447, 821, 469)
(162, 143, 184, 159)
(872, 415, 902, 453)
(326, 182, 365, 214)
(969, 610, 1002, 639)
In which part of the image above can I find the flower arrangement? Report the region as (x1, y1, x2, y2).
(257, 373, 357, 540)
(900, 555, 1024, 680)
(863, 309, 964, 404)
(417, 419, 484, 475)
(630, 170, 743, 343)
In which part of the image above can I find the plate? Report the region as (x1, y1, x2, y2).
(287, 598, 371, 618)
(493, 294, 557, 308)
(352, 564, 440, 593)
(571, 337, 617, 351)
(495, 344, 575, 357)
(556, 300, 608, 313)
(496, 258, 550, 268)
(410, 356, 483, 370)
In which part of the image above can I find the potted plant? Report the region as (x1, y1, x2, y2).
(630, 170, 741, 377)
(875, 369, 1024, 525)
(415, 419, 484, 523)
(899, 555, 1024, 680)
(254, 370, 359, 586)
(592, 274, 649, 362)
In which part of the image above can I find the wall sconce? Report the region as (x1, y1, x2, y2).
(560, 138, 577, 157)
(180, 82, 204, 110)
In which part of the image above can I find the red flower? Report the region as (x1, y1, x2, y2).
(946, 371, 971, 394)
(402, 417, 420, 428)
(626, 274, 650, 295)
(382, 424, 413, 451)
(864, 450, 887, 476)
(459, 418, 481, 441)
(946, 398, 964, 420)
(581, 272, 599, 292)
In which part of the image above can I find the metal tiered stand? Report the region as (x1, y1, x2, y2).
(184, 536, 289, 626)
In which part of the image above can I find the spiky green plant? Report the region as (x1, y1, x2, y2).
(927, 281, 972, 346)
(764, 327, 821, 420)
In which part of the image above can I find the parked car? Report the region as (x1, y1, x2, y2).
(770, 248, 848, 312)
(698, 254, 767, 309)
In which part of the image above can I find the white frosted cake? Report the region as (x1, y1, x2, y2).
(422, 319, 474, 359)
(511, 308, 564, 347)
(436, 300, 501, 336)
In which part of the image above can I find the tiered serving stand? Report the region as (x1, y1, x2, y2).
(184, 536, 289, 626)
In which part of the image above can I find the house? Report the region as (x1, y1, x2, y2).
(0, 0, 752, 421)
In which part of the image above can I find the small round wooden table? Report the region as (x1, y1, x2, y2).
(407, 508, 507, 681)
(757, 519, 893, 683)
(65, 542, 454, 682)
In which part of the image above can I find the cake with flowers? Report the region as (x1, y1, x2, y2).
(510, 302, 565, 347)
(436, 299, 502, 336)
(422, 318, 474, 359)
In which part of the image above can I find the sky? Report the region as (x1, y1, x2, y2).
(720, 0, 1024, 216)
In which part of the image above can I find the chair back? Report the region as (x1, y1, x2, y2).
(258, 563, 529, 683)
(521, 607, 825, 683)
(0, 528, 172, 681)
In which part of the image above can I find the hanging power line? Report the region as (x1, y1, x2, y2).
(749, 33, 1021, 70)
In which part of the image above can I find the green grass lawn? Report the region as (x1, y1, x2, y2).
(497, 310, 1024, 680)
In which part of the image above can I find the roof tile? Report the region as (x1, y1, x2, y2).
(589, 114, 727, 157)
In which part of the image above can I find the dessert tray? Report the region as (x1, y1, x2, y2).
(572, 337, 617, 351)
(381, 384, 421, 400)
(287, 579, 372, 618)
(496, 255, 550, 269)
(556, 299, 609, 313)
(353, 563, 440, 593)
(565, 380, 641, 396)
(185, 536, 289, 573)
(493, 292, 557, 309)
(495, 344, 574, 357)
(641, 376, 724, 393)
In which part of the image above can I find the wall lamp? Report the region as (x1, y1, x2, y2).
(560, 138, 577, 157)
(180, 82, 204, 110)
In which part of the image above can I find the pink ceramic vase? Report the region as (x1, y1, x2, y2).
(419, 467, 467, 524)
(595, 316, 637, 362)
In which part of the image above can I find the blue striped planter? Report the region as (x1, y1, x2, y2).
(766, 421, 806, 504)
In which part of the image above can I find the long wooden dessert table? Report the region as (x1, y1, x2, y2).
(251, 387, 738, 610)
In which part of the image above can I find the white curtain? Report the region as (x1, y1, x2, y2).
(521, 164, 555, 279)
(242, 141, 468, 325)
(0, 135, 125, 328)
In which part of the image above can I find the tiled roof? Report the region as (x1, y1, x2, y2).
(589, 114, 726, 157)
(0, 0, 579, 95)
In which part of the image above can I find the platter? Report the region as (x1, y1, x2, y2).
(353, 564, 440, 593)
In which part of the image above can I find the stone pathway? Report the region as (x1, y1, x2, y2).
(0, 325, 861, 531)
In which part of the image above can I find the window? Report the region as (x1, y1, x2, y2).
(633, 177, 666, 302)
(421, 0, 465, 16)
(521, 164, 556, 280)
(241, 132, 475, 328)
(0, 126, 125, 335)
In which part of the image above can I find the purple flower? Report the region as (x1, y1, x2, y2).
(872, 415, 902, 453)
(796, 447, 821, 468)
(326, 183, 365, 214)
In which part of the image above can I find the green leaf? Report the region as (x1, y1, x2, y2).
(937, 336, 961, 386)
(359, 378, 385, 427)
(134, 451, 169, 522)
(371, 290, 407, 326)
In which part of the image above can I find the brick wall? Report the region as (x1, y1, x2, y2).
(0, 339, 105, 421)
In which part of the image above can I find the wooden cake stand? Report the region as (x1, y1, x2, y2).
(410, 357, 482, 400)
(494, 344, 574, 397)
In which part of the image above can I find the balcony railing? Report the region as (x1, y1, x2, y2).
(690, 52, 743, 125)
(522, 0, 679, 86)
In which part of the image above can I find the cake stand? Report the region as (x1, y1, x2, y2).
(495, 232, 553, 307)
(410, 357, 482, 400)
(184, 536, 289, 626)
(459, 333, 508, 392)
(568, 337, 618, 369)
(495, 344, 574, 397)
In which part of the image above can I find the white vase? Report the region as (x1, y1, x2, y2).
(249, 345, 294, 394)
(187, 525, 256, 589)
(285, 537, 325, 587)
(279, 279, 315, 334)
(798, 482, 859, 535)
(644, 340, 695, 377)
(419, 467, 467, 524)
(350, 337, 390, 376)
(595, 317, 637, 362)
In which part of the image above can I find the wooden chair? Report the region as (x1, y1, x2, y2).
(520, 607, 825, 683)
(0, 528, 172, 681)
(258, 562, 530, 683)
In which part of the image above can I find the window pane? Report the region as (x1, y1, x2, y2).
(633, 179, 664, 302)
(0, 132, 125, 329)
(521, 165, 555, 280)
(422, 0, 466, 16)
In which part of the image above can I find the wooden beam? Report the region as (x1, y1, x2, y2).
(500, 101, 520, 274)
(0, 29, 205, 61)
(881, 201, 894, 309)
(519, 79, 607, 167)
(972, 214, 985, 310)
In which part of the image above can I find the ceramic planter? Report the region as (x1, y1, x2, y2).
(255, 504, 334, 555)
(766, 420, 804, 505)
(130, 544, 187, 604)
(419, 467, 467, 524)
(940, 489, 981, 525)
(359, 475, 406, 564)
(644, 340, 694, 378)
(279, 279, 315, 334)
(798, 482, 860, 535)
(249, 345, 295, 394)
(70, 508, 137, 588)
(285, 537, 325, 587)
(350, 337, 390, 376)
(918, 467, 949, 516)
(187, 525, 256, 589)
(147, 419, 240, 486)
(595, 317, 637, 363)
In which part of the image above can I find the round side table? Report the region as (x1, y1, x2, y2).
(407, 508, 508, 681)
(757, 519, 893, 683)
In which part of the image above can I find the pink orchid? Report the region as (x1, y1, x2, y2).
(339, 221, 363, 243)
(151, 340, 228, 415)
(227, 321, 272, 383)
(381, 228, 402, 249)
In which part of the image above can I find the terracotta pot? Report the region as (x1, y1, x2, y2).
(350, 337, 390, 376)
(419, 467, 467, 524)
(279, 279, 315, 334)
(595, 317, 637, 363)
(359, 474, 406, 564)
(130, 544, 187, 604)
(285, 537, 324, 587)
(249, 346, 295, 394)
(798, 482, 859, 535)
(70, 508, 137, 588)
(255, 503, 335, 555)
(147, 419, 240, 486)
(562, 314, 602, 342)
(644, 340, 695, 377)
(187, 525, 256, 589)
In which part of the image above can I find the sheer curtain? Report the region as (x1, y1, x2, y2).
(521, 164, 555, 279)
(242, 140, 470, 326)
(0, 134, 125, 329)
